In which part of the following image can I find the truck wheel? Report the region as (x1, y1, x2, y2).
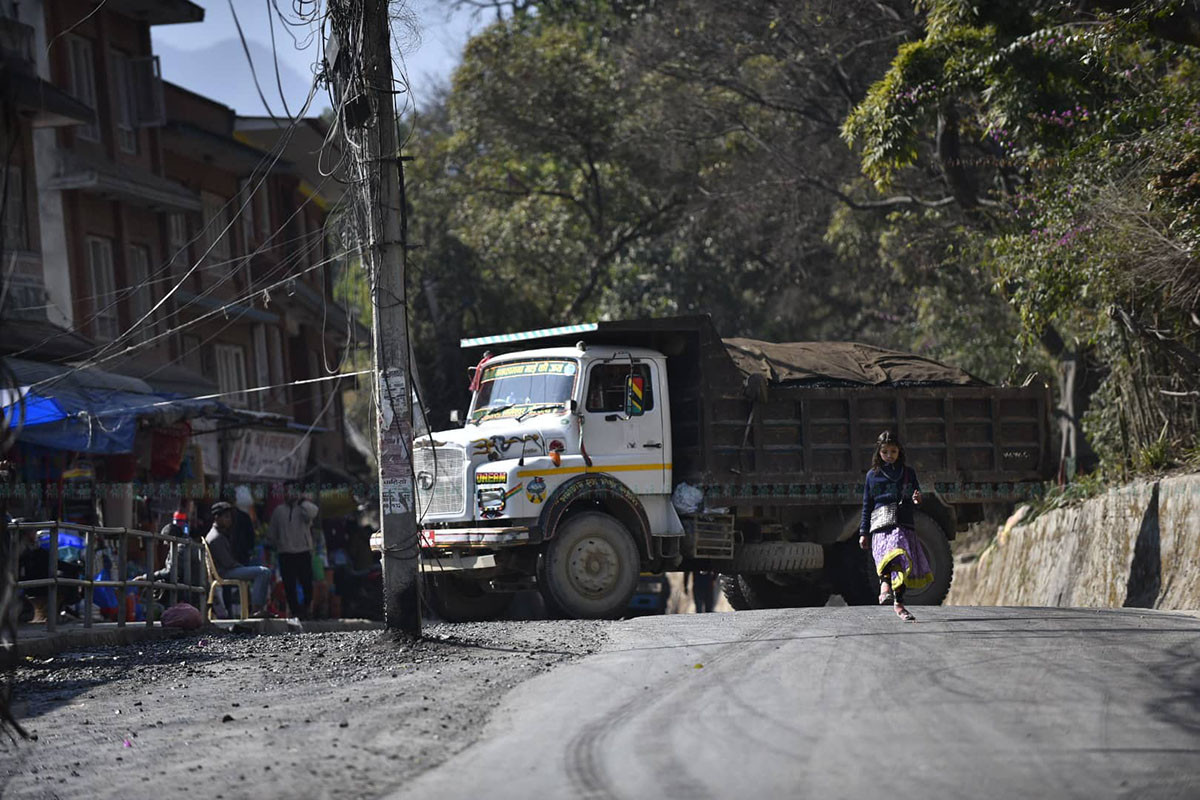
(719, 574, 753, 610)
(427, 575, 514, 622)
(538, 512, 640, 619)
(829, 540, 877, 606)
(905, 511, 954, 605)
(719, 574, 829, 609)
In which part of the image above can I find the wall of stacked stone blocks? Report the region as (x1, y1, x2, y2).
(947, 474, 1200, 609)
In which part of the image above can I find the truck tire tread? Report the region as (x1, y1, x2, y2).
(729, 542, 823, 574)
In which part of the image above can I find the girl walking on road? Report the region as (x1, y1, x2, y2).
(859, 431, 933, 622)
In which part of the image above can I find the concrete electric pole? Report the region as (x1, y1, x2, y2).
(329, 0, 422, 634)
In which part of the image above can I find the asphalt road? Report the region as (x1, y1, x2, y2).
(392, 606, 1200, 800)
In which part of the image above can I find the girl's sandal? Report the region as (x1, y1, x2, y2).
(895, 604, 916, 622)
(878, 583, 894, 605)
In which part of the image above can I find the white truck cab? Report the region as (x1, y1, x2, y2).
(411, 342, 684, 619)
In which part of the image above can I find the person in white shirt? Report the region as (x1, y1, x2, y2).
(268, 490, 317, 619)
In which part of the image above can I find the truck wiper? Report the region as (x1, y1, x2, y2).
(475, 403, 514, 422)
(516, 403, 564, 422)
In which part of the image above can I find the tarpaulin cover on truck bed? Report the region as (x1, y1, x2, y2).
(723, 339, 987, 387)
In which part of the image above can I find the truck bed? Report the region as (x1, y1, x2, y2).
(670, 318, 1052, 505)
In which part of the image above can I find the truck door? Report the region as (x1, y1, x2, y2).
(583, 360, 667, 493)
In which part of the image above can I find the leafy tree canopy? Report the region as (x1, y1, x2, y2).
(396, 0, 1200, 473)
(842, 0, 1200, 470)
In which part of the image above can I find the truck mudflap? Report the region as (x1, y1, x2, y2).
(729, 541, 824, 573)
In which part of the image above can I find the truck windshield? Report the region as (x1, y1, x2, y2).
(472, 359, 578, 422)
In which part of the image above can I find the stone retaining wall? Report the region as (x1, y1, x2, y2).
(947, 473, 1200, 609)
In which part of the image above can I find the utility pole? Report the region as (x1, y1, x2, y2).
(329, 0, 422, 634)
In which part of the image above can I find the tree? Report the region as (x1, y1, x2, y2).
(842, 0, 1200, 473)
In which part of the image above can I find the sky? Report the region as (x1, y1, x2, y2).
(152, 1, 483, 118)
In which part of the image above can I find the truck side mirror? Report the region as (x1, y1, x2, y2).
(624, 375, 645, 417)
(449, 409, 461, 424)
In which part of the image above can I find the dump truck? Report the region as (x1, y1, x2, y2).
(403, 315, 1052, 620)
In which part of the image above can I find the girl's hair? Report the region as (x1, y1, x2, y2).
(871, 430, 907, 471)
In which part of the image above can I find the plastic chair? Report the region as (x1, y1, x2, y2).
(201, 541, 250, 621)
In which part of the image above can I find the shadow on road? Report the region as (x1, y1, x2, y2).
(1124, 481, 1162, 609)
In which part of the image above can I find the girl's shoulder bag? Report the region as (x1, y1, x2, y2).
(868, 467, 911, 534)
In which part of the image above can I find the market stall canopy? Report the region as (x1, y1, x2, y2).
(0, 357, 229, 453)
(723, 339, 987, 387)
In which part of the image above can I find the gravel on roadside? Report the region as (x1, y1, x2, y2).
(0, 620, 610, 800)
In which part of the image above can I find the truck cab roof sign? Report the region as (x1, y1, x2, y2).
(461, 323, 599, 349)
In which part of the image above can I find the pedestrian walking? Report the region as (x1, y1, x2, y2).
(268, 489, 316, 619)
(685, 570, 717, 613)
(858, 431, 933, 622)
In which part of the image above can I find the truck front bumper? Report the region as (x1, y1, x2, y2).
(421, 553, 498, 573)
(370, 526, 532, 552)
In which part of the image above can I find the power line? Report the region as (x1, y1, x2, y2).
(75, 368, 373, 419)
(10, 225, 330, 312)
(18, 246, 353, 396)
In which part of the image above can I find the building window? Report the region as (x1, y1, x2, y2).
(252, 324, 270, 410)
(126, 244, 153, 342)
(296, 206, 310, 268)
(267, 325, 285, 405)
(66, 36, 99, 141)
(308, 349, 324, 420)
(200, 192, 231, 266)
(238, 178, 254, 249)
(167, 213, 189, 271)
(215, 344, 248, 407)
(109, 50, 138, 154)
(236, 179, 255, 289)
(126, 56, 165, 127)
(2, 165, 27, 251)
(86, 236, 118, 340)
(180, 333, 202, 373)
(255, 182, 271, 242)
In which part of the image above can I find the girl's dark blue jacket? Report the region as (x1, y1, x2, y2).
(859, 464, 921, 535)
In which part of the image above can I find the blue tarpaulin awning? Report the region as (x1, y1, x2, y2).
(1, 357, 230, 454)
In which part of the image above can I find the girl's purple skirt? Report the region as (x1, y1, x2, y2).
(871, 525, 934, 591)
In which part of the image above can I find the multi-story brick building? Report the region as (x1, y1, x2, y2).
(0, 0, 368, 523)
(0, 0, 97, 357)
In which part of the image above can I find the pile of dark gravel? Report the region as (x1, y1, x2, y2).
(3, 621, 612, 799)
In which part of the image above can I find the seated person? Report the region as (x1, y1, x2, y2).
(18, 527, 83, 622)
(205, 502, 272, 617)
(138, 511, 226, 617)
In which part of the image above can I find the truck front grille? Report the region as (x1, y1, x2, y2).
(413, 446, 466, 518)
